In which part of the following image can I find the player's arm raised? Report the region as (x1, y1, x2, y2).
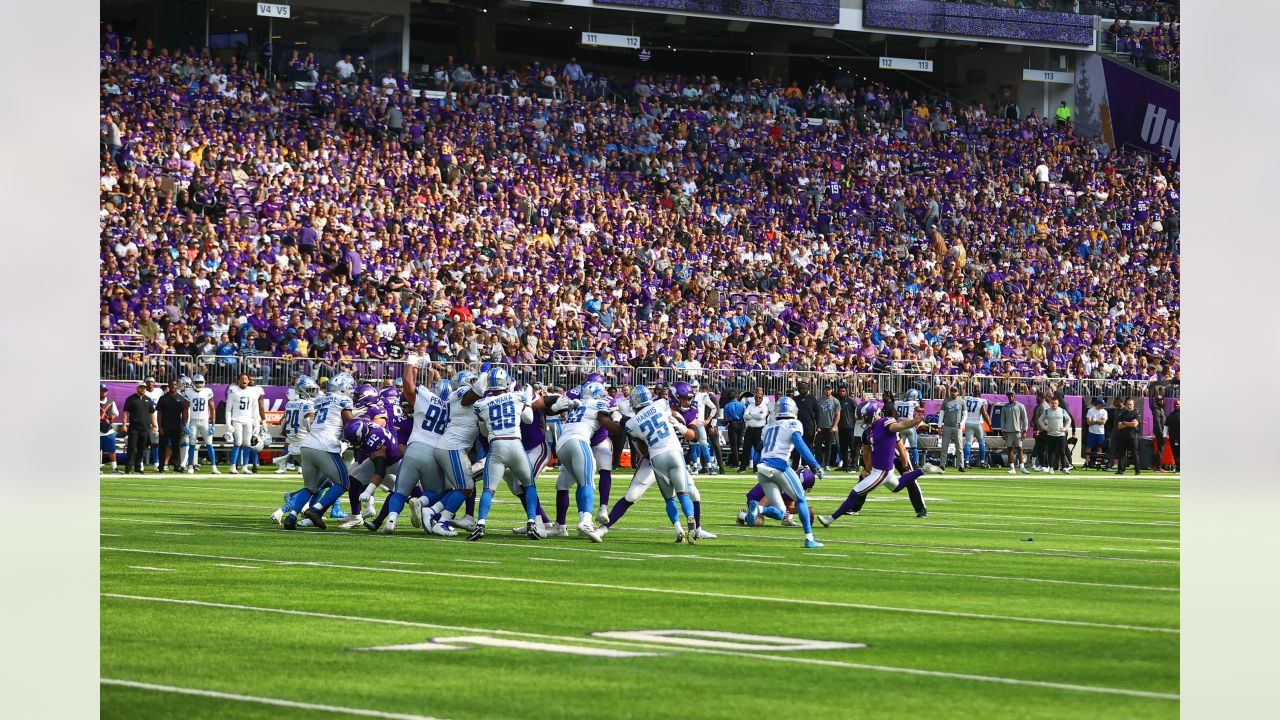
(596, 406, 622, 434)
(887, 416, 923, 433)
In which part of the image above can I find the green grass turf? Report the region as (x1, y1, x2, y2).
(101, 466, 1179, 719)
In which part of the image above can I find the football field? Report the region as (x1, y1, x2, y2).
(100, 467, 1179, 719)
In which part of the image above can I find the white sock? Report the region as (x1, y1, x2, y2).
(580, 511, 591, 525)
(439, 510, 455, 523)
(430, 502, 445, 514)
(111, 461, 117, 470)
(387, 511, 399, 523)
(804, 532, 815, 541)
(673, 521, 683, 532)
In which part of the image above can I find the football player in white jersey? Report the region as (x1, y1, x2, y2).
(745, 397, 825, 549)
(415, 368, 484, 537)
(276, 376, 319, 474)
(598, 385, 700, 543)
(142, 376, 163, 470)
(963, 387, 991, 467)
(894, 388, 924, 469)
(548, 380, 620, 542)
(181, 374, 217, 473)
(688, 380, 719, 474)
(368, 358, 444, 534)
(226, 373, 265, 473)
(467, 367, 539, 540)
(280, 373, 355, 530)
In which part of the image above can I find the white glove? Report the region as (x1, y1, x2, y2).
(550, 396, 581, 413)
(474, 371, 490, 395)
(359, 485, 376, 503)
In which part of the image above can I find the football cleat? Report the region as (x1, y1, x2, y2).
(804, 539, 825, 549)
(361, 496, 376, 518)
(817, 514, 834, 528)
(297, 518, 314, 528)
(211, 466, 221, 474)
(675, 526, 688, 544)
(270, 509, 284, 525)
(330, 504, 347, 520)
(466, 525, 486, 542)
(525, 521, 543, 540)
(577, 521, 604, 543)
(597, 508, 610, 525)
(275, 465, 288, 474)
(512, 525, 529, 535)
(781, 514, 799, 528)
(431, 521, 459, 537)
(736, 510, 747, 526)
(544, 523, 569, 538)
(1020, 466, 1030, 474)
(408, 497, 423, 528)
(383, 517, 397, 534)
(339, 514, 365, 530)
(228, 466, 239, 474)
(282, 512, 298, 530)
(303, 508, 327, 530)
(744, 500, 761, 528)
(916, 511, 928, 518)
(1008, 467, 1017, 475)
(687, 518, 698, 544)
(451, 515, 477, 531)
(186, 466, 196, 474)
(924, 463, 943, 474)
(693, 528, 716, 540)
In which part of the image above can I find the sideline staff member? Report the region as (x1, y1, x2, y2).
(121, 381, 156, 474)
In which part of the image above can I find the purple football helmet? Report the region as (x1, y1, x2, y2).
(343, 418, 370, 444)
(672, 381, 694, 407)
(859, 400, 883, 423)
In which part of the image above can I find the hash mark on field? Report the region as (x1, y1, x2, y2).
(378, 560, 421, 566)
(926, 550, 975, 556)
(602, 555, 644, 561)
(865, 551, 908, 557)
(101, 533, 120, 537)
(229, 531, 264, 536)
(128, 566, 173, 572)
(155, 531, 194, 536)
(455, 559, 499, 565)
(1155, 546, 1179, 551)
(528, 557, 571, 563)
(737, 554, 783, 560)
(215, 564, 259, 570)
(1100, 547, 1149, 553)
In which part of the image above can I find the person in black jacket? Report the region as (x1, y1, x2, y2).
(792, 382, 820, 469)
(1147, 384, 1168, 472)
(1113, 397, 1141, 475)
(155, 379, 189, 472)
(1165, 399, 1180, 471)
(121, 382, 156, 473)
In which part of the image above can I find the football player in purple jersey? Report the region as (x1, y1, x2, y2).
(819, 397, 928, 526)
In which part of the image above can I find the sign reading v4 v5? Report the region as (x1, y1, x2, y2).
(257, 3, 291, 19)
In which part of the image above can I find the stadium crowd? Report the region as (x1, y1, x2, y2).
(1105, 19, 1180, 82)
(99, 34, 1180, 391)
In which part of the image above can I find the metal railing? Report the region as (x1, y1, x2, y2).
(100, 351, 1174, 401)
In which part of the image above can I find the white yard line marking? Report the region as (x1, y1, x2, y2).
(228, 531, 265, 536)
(127, 566, 173, 572)
(154, 531, 194, 536)
(100, 533, 120, 537)
(602, 555, 645, 561)
(102, 595, 1178, 701)
(214, 564, 259, 570)
(454, 559, 499, 565)
(527, 557, 572, 563)
(101, 548, 1179, 634)
(1154, 547, 1179, 551)
(101, 679, 446, 720)
(737, 554, 784, 559)
(805, 553, 849, 558)
(1100, 548, 1149, 553)
(927, 550, 975, 556)
(98, 516, 1178, 593)
(377, 560, 421, 566)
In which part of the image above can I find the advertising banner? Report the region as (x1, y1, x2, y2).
(1075, 54, 1179, 160)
